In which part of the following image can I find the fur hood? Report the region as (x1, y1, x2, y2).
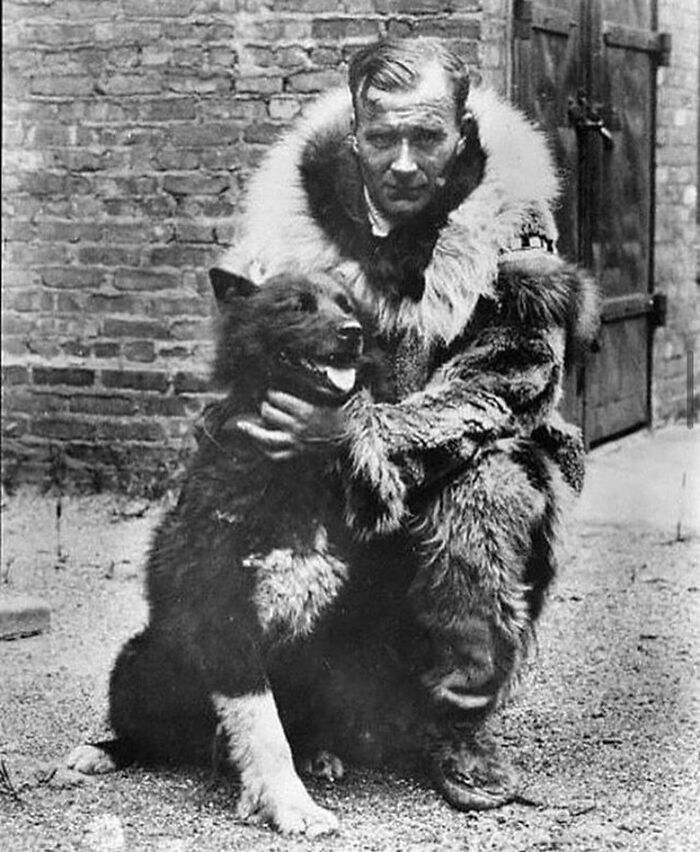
(218, 87, 560, 346)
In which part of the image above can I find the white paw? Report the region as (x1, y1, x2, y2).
(237, 782, 339, 837)
(64, 744, 117, 775)
(300, 750, 345, 782)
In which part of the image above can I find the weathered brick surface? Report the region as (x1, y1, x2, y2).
(2, 0, 696, 494)
(2, 0, 485, 494)
(654, 0, 700, 423)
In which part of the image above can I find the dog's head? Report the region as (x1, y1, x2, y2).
(210, 268, 366, 405)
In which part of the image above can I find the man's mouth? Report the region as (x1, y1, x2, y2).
(384, 185, 427, 203)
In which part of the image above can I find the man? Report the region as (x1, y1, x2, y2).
(213, 37, 598, 809)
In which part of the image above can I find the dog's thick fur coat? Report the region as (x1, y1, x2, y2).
(66, 272, 397, 837)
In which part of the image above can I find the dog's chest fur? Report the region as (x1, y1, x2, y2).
(245, 523, 348, 641)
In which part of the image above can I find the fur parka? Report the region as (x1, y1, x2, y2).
(215, 86, 600, 505)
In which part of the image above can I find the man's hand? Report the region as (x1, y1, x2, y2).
(233, 390, 346, 461)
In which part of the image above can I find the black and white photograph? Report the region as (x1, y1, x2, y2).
(1, 1, 698, 849)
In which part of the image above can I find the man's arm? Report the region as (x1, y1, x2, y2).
(341, 252, 599, 534)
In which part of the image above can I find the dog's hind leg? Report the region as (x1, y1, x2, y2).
(213, 689, 339, 837)
(66, 627, 216, 774)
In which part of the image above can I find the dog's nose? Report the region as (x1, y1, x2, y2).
(337, 322, 363, 348)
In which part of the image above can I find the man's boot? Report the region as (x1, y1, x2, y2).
(427, 711, 517, 810)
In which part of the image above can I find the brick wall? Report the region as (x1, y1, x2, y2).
(3, 0, 697, 495)
(1, 0, 487, 494)
(654, 0, 700, 423)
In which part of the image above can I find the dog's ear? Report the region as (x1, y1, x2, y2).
(209, 268, 258, 307)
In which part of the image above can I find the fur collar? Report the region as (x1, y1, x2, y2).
(218, 87, 560, 346)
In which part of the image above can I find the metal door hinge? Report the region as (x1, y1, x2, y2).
(651, 292, 668, 328)
(656, 32, 672, 66)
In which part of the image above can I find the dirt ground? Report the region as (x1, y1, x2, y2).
(1, 426, 699, 851)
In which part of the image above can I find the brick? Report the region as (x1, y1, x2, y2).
(2, 366, 30, 386)
(140, 396, 189, 417)
(102, 318, 170, 340)
(3, 291, 45, 312)
(236, 75, 284, 96)
(410, 18, 481, 39)
(269, 96, 303, 121)
(124, 341, 157, 362)
(35, 222, 103, 243)
(98, 420, 167, 443)
(0, 595, 51, 640)
(32, 416, 99, 441)
(173, 371, 210, 393)
(311, 18, 382, 40)
(87, 293, 139, 314)
(139, 97, 198, 121)
(2, 391, 70, 415)
(309, 46, 343, 66)
(287, 69, 344, 93)
(6, 243, 72, 267)
(2, 314, 34, 336)
(147, 244, 213, 267)
(253, 18, 312, 40)
(93, 342, 121, 358)
(61, 340, 92, 358)
(69, 395, 137, 416)
(33, 367, 96, 388)
(55, 293, 88, 314)
(29, 75, 96, 97)
(165, 74, 230, 95)
(77, 246, 140, 266)
(25, 24, 95, 45)
(19, 171, 92, 197)
(93, 22, 162, 43)
(242, 123, 285, 145)
(123, 0, 194, 15)
(163, 173, 231, 195)
(26, 338, 63, 359)
(101, 369, 169, 392)
(41, 267, 109, 289)
(273, 0, 339, 10)
(114, 269, 180, 291)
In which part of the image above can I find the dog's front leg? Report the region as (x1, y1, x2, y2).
(212, 689, 339, 837)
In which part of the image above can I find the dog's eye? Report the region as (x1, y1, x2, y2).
(294, 292, 317, 312)
(335, 294, 353, 314)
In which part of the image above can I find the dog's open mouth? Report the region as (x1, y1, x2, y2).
(277, 351, 359, 400)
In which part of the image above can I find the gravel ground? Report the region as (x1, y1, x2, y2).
(1, 426, 699, 851)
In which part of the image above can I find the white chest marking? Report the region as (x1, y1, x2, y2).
(246, 526, 348, 639)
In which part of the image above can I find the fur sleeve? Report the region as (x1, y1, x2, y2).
(341, 251, 599, 536)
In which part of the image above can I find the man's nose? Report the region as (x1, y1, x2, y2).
(390, 139, 418, 177)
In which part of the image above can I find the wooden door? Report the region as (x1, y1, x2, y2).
(512, 0, 669, 444)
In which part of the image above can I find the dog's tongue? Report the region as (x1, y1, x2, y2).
(321, 365, 357, 393)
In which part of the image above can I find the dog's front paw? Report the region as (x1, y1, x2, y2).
(237, 779, 339, 837)
(64, 744, 117, 775)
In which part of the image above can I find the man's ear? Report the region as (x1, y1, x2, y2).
(209, 268, 258, 307)
(458, 110, 476, 152)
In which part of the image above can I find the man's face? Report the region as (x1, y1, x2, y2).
(353, 63, 464, 223)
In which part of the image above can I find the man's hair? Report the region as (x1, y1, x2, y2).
(348, 37, 471, 122)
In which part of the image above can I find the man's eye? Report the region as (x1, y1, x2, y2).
(414, 129, 444, 147)
(367, 132, 396, 149)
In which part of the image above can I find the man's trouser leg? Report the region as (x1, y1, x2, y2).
(408, 438, 560, 809)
